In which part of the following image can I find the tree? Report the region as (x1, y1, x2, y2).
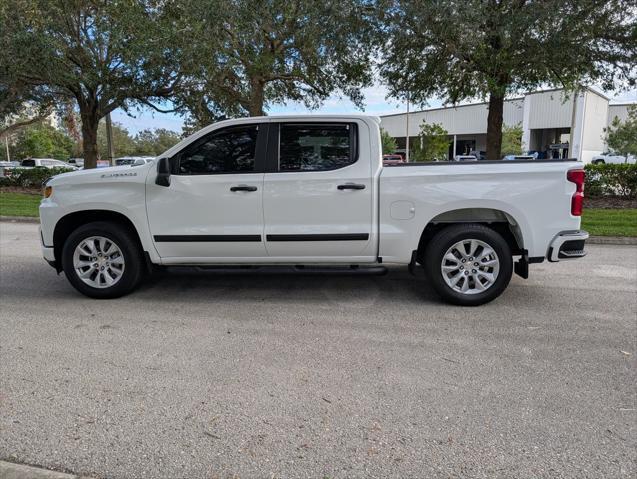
(95, 123, 181, 158)
(133, 128, 181, 155)
(0, 0, 184, 168)
(96, 122, 137, 160)
(380, 128, 398, 154)
(0, 56, 57, 140)
(380, 0, 636, 160)
(501, 124, 523, 156)
(13, 124, 75, 160)
(605, 105, 637, 156)
(412, 122, 450, 162)
(175, 0, 375, 125)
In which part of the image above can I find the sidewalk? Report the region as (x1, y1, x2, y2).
(0, 461, 91, 479)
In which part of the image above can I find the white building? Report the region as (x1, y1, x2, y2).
(379, 88, 634, 164)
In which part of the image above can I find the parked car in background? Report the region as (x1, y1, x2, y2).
(453, 155, 478, 162)
(591, 152, 636, 164)
(115, 156, 155, 166)
(21, 158, 78, 170)
(0, 161, 20, 177)
(68, 158, 84, 168)
(382, 154, 405, 166)
(503, 155, 536, 161)
(469, 150, 487, 161)
(40, 115, 588, 306)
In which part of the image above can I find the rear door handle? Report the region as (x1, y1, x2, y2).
(337, 183, 366, 190)
(230, 185, 257, 192)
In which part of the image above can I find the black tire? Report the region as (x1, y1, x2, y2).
(593, 159, 605, 164)
(61, 221, 144, 299)
(423, 224, 513, 306)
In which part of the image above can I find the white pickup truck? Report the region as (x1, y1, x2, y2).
(39, 115, 588, 305)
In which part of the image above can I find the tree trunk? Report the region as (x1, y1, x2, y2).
(486, 92, 505, 161)
(80, 107, 100, 169)
(248, 78, 265, 116)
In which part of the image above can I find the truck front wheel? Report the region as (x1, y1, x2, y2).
(61, 221, 144, 299)
(424, 224, 513, 306)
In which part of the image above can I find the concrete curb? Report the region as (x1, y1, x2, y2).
(0, 461, 89, 479)
(0, 217, 635, 245)
(588, 236, 637, 245)
(0, 216, 39, 224)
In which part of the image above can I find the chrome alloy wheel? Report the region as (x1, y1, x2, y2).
(72, 236, 125, 288)
(440, 239, 500, 295)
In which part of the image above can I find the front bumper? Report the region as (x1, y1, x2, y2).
(548, 230, 589, 262)
(40, 226, 57, 269)
(42, 245, 56, 263)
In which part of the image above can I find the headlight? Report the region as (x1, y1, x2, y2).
(43, 185, 53, 198)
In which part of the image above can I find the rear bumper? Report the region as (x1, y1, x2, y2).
(548, 230, 589, 262)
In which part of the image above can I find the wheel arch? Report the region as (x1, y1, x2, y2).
(53, 210, 146, 271)
(415, 208, 525, 264)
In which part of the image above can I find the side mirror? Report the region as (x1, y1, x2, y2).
(155, 157, 171, 187)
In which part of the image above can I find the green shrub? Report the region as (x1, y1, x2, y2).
(584, 163, 637, 198)
(1, 167, 75, 189)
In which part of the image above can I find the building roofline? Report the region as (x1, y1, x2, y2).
(379, 86, 617, 119)
(379, 97, 525, 118)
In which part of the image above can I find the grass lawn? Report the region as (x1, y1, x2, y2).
(0, 189, 635, 237)
(0, 190, 41, 217)
(582, 208, 637, 237)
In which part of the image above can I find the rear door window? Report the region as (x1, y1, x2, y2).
(278, 124, 357, 172)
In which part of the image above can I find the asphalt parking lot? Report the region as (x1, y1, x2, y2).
(0, 221, 635, 479)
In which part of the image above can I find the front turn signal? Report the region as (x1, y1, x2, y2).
(43, 185, 53, 198)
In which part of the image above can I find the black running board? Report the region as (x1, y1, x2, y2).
(174, 264, 388, 276)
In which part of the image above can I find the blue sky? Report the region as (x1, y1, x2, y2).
(112, 84, 637, 135)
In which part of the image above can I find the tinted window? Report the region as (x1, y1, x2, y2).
(279, 124, 355, 172)
(179, 125, 258, 175)
(21, 159, 35, 167)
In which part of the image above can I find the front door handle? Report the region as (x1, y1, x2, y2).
(230, 185, 258, 192)
(337, 183, 366, 190)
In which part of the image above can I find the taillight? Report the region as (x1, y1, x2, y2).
(567, 169, 585, 216)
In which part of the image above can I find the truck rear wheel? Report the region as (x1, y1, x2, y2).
(424, 224, 513, 306)
(61, 221, 143, 299)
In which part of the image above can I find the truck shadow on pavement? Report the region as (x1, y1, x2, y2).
(134, 264, 442, 306)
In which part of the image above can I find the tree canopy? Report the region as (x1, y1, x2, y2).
(11, 124, 75, 161)
(606, 105, 637, 156)
(174, 0, 376, 127)
(95, 123, 181, 159)
(412, 122, 450, 162)
(0, 0, 184, 168)
(380, 0, 636, 160)
(501, 124, 523, 156)
(380, 128, 398, 154)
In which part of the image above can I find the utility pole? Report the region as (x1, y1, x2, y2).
(405, 91, 410, 163)
(4, 136, 9, 162)
(105, 113, 115, 166)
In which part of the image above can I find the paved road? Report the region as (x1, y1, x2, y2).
(1, 221, 635, 479)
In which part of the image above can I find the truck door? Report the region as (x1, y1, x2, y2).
(146, 123, 268, 260)
(262, 121, 376, 260)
